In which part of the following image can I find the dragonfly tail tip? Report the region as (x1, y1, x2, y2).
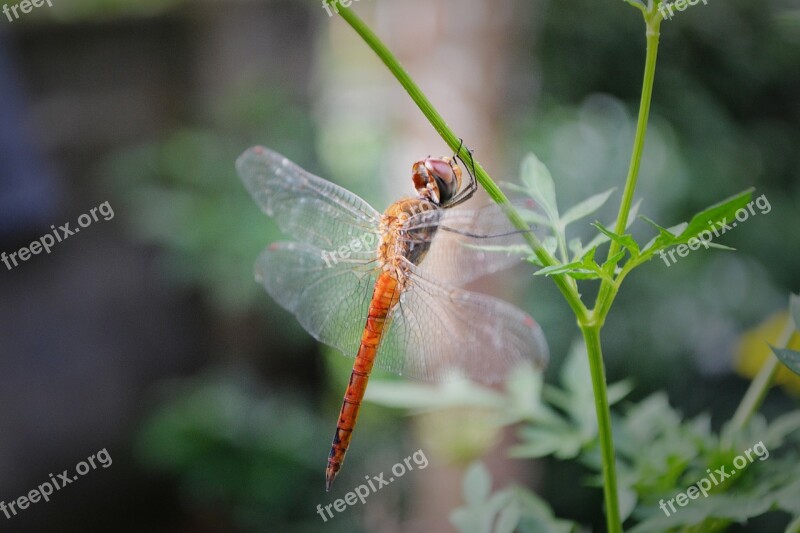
(325, 464, 340, 492)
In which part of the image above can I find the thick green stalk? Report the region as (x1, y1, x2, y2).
(336, 6, 589, 322)
(581, 324, 622, 533)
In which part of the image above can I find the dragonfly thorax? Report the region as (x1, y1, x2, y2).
(379, 198, 441, 274)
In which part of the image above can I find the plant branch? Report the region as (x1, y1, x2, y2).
(336, 6, 589, 321)
(595, 13, 662, 323)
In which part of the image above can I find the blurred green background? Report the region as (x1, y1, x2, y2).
(0, 0, 798, 531)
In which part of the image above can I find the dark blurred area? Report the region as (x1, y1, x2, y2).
(0, 0, 798, 531)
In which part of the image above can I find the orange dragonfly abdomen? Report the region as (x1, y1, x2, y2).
(325, 270, 400, 491)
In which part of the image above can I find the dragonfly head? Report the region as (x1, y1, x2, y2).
(412, 156, 463, 206)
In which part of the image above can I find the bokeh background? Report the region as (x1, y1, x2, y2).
(0, 0, 798, 531)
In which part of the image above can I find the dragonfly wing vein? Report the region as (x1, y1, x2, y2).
(256, 241, 378, 358)
(237, 146, 382, 251)
(375, 263, 548, 384)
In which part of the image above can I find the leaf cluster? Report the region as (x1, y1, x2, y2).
(510, 153, 754, 291)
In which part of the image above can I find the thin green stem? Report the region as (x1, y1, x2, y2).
(595, 14, 662, 323)
(728, 317, 797, 441)
(581, 325, 622, 533)
(556, 227, 571, 265)
(579, 9, 663, 532)
(336, 6, 589, 322)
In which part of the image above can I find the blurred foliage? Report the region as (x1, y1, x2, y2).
(372, 337, 800, 531)
(451, 462, 578, 533)
(736, 312, 800, 395)
(105, 84, 316, 315)
(136, 368, 359, 532)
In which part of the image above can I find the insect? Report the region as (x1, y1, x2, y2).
(237, 145, 548, 490)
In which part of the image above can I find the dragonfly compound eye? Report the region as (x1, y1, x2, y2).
(412, 157, 463, 205)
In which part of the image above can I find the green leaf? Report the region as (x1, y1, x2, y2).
(618, 485, 638, 522)
(534, 261, 596, 279)
(533, 247, 608, 281)
(591, 221, 640, 257)
(677, 188, 754, 241)
(504, 362, 546, 423)
(560, 188, 616, 228)
(640, 189, 754, 254)
(791, 293, 800, 331)
(639, 215, 684, 252)
(607, 380, 634, 405)
(520, 153, 559, 224)
(518, 207, 551, 227)
(568, 238, 584, 259)
(512, 487, 578, 533)
(771, 346, 800, 376)
(602, 250, 627, 271)
(526, 237, 558, 267)
(495, 500, 522, 533)
(706, 242, 737, 251)
(510, 426, 584, 459)
(365, 378, 505, 410)
(764, 411, 800, 447)
(574, 198, 642, 261)
(463, 462, 492, 506)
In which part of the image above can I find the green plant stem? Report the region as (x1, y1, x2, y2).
(728, 317, 798, 440)
(574, 11, 663, 533)
(786, 515, 800, 533)
(581, 324, 622, 533)
(595, 14, 662, 323)
(336, 6, 589, 322)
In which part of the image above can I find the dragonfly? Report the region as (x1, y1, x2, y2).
(237, 145, 549, 491)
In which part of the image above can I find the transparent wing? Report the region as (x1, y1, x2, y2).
(255, 241, 378, 357)
(401, 204, 535, 287)
(375, 261, 549, 384)
(237, 146, 382, 251)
